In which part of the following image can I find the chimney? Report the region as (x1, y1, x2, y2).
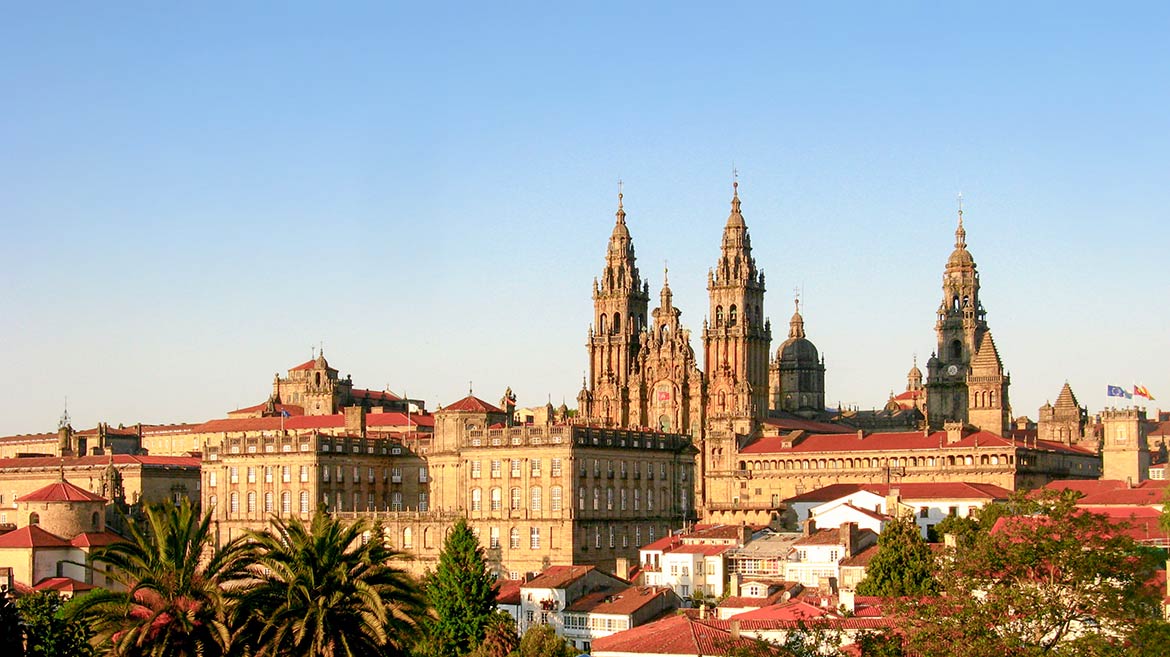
(729, 572, 741, 598)
(839, 588, 856, 614)
(945, 421, 964, 445)
(804, 518, 817, 536)
(344, 406, 367, 438)
(885, 489, 901, 517)
(730, 620, 740, 640)
(699, 604, 707, 620)
(839, 522, 856, 558)
(615, 557, 630, 579)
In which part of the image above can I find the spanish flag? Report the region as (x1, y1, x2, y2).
(1134, 385, 1155, 401)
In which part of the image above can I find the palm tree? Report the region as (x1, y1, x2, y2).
(69, 498, 247, 657)
(230, 513, 424, 657)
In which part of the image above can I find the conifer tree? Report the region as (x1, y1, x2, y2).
(420, 517, 499, 656)
(856, 516, 938, 597)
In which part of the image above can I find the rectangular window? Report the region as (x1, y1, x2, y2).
(551, 458, 562, 477)
(208, 472, 217, 487)
(620, 488, 627, 511)
(511, 488, 522, 511)
(510, 529, 520, 549)
(490, 527, 500, 549)
(266, 467, 274, 483)
(418, 493, 429, 512)
(368, 492, 375, 509)
(368, 467, 375, 483)
(247, 467, 256, 483)
(419, 467, 428, 483)
(491, 489, 502, 511)
(471, 460, 482, 478)
(392, 492, 402, 512)
(491, 460, 501, 478)
(336, 465, 344, 483)
(578, 487, 585, 510)
(229, 467, 239, 484)
(301, 466, 310, 483)
(551, 487, 562, 512)
(392, 467, 402, 483)
(609, 526, 615, 548)
(471, 489, 482, 511)
(531, 459, 541, 477)
(323, 467, 330, 482)
(511, 460, 522, 478)
(352, 467, 359, 483)
(920, 507, 930, 518)
(282, 466, 291, 483)
(634, 489, 640, 510)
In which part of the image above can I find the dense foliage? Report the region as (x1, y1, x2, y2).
(509, 624, 578, 657)
(417, 518, 499, 656)
(231, 514, 424, 657)
(856, 516, 938, 597)
(17, 591, 94, 657)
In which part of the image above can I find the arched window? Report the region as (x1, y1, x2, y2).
(953, 296, 960, 310)
(265, 491, 274, 513)
(247, 491, 257, 513)
(510, 487, 521, 510)
(509, 527, 520, 549)
(599, 314, 608, 333)
(300, 491, 310, 514)
(551, 486, 562, 512)
(531, 486, 542, 512)
(281, 491, 291, 515)
(490, 488, 501, 511)
(613, 313, 621, 334)
(716, 306, 724, 327)
(28, 512, 40, 525)
(208, 495, 217, 511)
(424, 527, 433, 549)
(91, 511, 101, 530)
(471, 488, 482, 511)
(729, 305, 738, 326)
(403, 527, 413, 549)
(230, 493, 239, 515)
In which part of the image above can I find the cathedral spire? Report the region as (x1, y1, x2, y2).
(955, 193, 966, 250)
(616, 179, 626, 226)
(788, 297, 805, 339)
(660, 263, 673, 309)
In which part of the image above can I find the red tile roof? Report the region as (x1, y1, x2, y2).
(564, 585, 673, 615)
(0, 525, 72, 548)
(495, 578, 522, 606)
(442, 395, 504, 413)
(794, 527, 877, 547)
(17, 480, 106, 503)
(1077, 487, 1167, 506)
(763, 415, 854, 434)
(668, 544, 732, 556)
(523, 565, 595, 590)
(194, 411, 431, 434)
(227, 401, 305, 416)
(718, 590, 789, 609)
(729, 599, 832, 621)
(785, 482, 1012, 505)
(742, 428, 1094, 456)
(590, 612, 760, 655)
(839, 543, 880, 568)
(70, 531, 125, 548)
(1041, 479, 1130, 497)
(33, 577, 95, 594)
(351, 388, 401, 402)
(0, 455, 199, 470)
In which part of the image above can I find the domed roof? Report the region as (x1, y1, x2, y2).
(946, 211, 975, 267)
(778, 336, 819, 365)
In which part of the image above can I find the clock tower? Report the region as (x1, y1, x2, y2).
(925, 202, 1009, 434)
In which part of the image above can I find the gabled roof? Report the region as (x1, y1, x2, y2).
(0, 525, 72, 548)
(794, 527, 877, 548)
(839, 543, 880, 568)
(33, 577, 95, 594)
(495, 578, 522, 606)
(564, 585, 673, 615)
(522, 565, 595, 590)
(17, 480, 106, 503)
(729, 599, 833, 621)
(590, 612, 760, 655)
(442, 395, 504, 413)
(742, 428, 1094, 456)
(787, 482, 1012, 505)
(70, 531, 125, 548)
(817, 503, 889, 523)
(1078, 486, 1167, 506)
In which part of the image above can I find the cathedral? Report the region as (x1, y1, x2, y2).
(573, 183, 1099, 523)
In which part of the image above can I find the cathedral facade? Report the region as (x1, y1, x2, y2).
(573, 185, 1100, 525)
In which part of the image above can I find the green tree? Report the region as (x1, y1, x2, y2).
(419, 518, 499, 656)
(509, 624, 577, 657)
(902, 492, 1163, 657)
(856, 516, 938, 597)
(467, 612, 520, 657)
(230, 513, 424, 657)
(17, 591, 94, 657)
(929, 514, 979, 547)
(0, 588, 25, 657)
(68, 498, 247, 657)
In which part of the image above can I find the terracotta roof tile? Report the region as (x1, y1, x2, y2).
(786, 482, 1012, 505)
(0, 455, 199, 470)
(33, 577, 95, 593)
(0, 525, 71, 548)
(70, 531, 125, 548)
(523, 565, 595, 590)
(442, 395, 504, 413)
(743, 428, 1094, 456)
(17, 480, 106, 503)
(590, 613, 760, 655)
(564, 585, 673, 614)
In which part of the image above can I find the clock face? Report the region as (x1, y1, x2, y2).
(947, 365, 959, 376)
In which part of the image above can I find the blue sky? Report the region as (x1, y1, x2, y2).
(2, 3, 1168, 435)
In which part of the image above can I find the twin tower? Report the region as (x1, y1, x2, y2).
(575, 184, 1013, 442)
(575, 183, 827, 440)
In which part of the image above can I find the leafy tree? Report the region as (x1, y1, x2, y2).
(0, 587, 25, 657)
(17, 591, 94, 657)
(901, 492, 1163, 657)
(929, 514, 979, 546)
(467, 611, 519, 657)
(856, 516, 938, 597)
(418, 518, 499, 656)
(68, 498, 247, 657)
(230, 514, 424, 657)
(1158, 487, 1170, 539)
(509, 624, 577, 657)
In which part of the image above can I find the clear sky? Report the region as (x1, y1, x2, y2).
(2, 3, 1168, 435)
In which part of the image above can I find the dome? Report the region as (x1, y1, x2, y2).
(778, 336, 819, 366)
(908, 363, 923, 379)
(947, 247, 975, 267)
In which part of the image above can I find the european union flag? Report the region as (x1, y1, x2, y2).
(1107, 385, 1132, 399)
(281, 409, 291, 418)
